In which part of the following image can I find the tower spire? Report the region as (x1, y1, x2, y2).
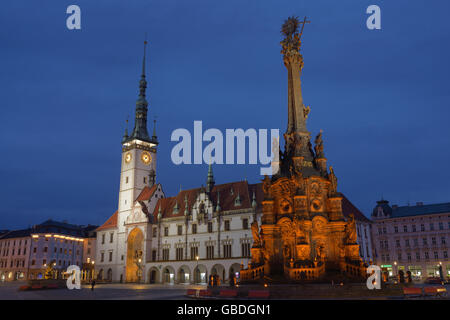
(206, 163, 215, 193)
(129, 38, 151, 142)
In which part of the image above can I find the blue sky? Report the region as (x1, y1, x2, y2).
(1, 0, 449, 228)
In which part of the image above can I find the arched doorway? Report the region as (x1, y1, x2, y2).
(193, 264, 208, 284)
(107, 269, 112, 281)
(211, 264, 225, 284)
(163, 266, 175, 284)
(177, 265, 191, 284)
(229, 263, 241, 284)
(126, 227, 144, 282)
(148, 267, 159, 284)
(97, 269, 103, 280)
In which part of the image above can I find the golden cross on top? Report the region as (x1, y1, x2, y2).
(298, 16, 311, 39)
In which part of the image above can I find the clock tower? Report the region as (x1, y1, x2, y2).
(118, 40, 158, 227)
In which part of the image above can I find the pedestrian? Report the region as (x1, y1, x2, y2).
(91, 279, 96, 291)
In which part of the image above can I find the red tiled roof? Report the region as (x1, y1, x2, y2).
(135, 184, 158, 202)
(341, 195, 371, 223)
(152, 180, 263, 220)
(96, 211, 118, 231)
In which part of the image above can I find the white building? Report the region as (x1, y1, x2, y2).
(95, 43, 372, 284)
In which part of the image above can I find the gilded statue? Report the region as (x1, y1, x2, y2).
(344, 214, 357, 244)
(314, 130, 324, 158)
(251, 220, 261, 247)
(328, 166, 338, 195)
(262, 175, 272, 198)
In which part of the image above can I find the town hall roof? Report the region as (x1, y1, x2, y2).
(96, 211, 118, 231)
(152, 180, 263, 220)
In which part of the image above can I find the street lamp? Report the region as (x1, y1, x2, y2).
(196, 256, 199, 284)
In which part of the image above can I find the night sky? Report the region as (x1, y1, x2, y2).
(1, 1, 449, 229)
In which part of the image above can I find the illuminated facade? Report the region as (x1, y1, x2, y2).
(0, 220, 97, 281)
(240, 17, 366, 282)
(371, 200, 450, 280)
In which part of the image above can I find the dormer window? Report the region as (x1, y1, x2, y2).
(234, 193, 242, 206)
(173, 201, 179, 214)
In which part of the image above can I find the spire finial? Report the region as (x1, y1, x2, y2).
(142, 33, 148, 76)
(206, 163, 215, 193)
(130, 37, 151, 142)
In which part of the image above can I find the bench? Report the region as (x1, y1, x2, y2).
(46, 284, 59, 289)
(219, 289, 238, 298)
(31, 285, 43, 290)
(199, 289, 212, 297)
(403, 287, 422, 298)
(424, 286, 447, 298)
(186, 289, 197, 296)
(248, 290, 270, 298)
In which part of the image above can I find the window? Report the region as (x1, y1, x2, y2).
(413, 239, 418, 247)
(384, 240, 389, 249)
(176, 248, 183, 260)
(430, 223, 434, 231)
(224, 220, 230, 231)
(191, 246, 198, 259)
(444, 251, 448, 259)
(405, 239, 410, 247)
(242, 243, 251, 257)
(110, 233, 114, 243)
(177, 225, 183, 236)
(382, 227, 386, 234)
(126, 176, 129, 184)
(397, 252, 402, 261)
(425, 252, 429, 260)
(416, 252, 420, 261)
(243, 218, 249, 230)
(33, 247, 36, 253)
(434, 251, 439, 260)
(223, 244, 232, 258)
(407, 253, 411, 262)
(412, 225, 416, 232)
(109, 252, 113, 262)
(101, 234, 105, 244)
(101, 252, 104, 262)
(396, 240, 401, 248)
(206, 245, 214, 259)
(143, 177, 147, 184)
(192, 224, 197, 234)
(432, 237, 436, 246)
(164, 227, 169, 237)
(152, 250, 157, 261)
(152, 227, 157, 238)
(403, 225, 408, 233)
(43, 247, 48, 253)
(441, 237, 446, 245)
(162, 248, 169, 260)
(208, 222, 213, 233)
(31, 259, 35, 266)
(421, 224, 425, 232)
(423, 238, 428, 246)
(439, 222, 443, 230)
(378, 228, 382, 235)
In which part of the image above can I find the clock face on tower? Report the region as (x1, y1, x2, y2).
(125, 152, 132, 163)
(141, 151, 152, 165)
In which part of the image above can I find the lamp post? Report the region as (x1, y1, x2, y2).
(196, 256, 199, 284)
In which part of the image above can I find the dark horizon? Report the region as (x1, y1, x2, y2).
(1, 1, 450, 229)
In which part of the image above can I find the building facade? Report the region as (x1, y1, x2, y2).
(0, 220, 97, 281)
(95, 32, 371, 284)
(371, 200, 450, 280)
